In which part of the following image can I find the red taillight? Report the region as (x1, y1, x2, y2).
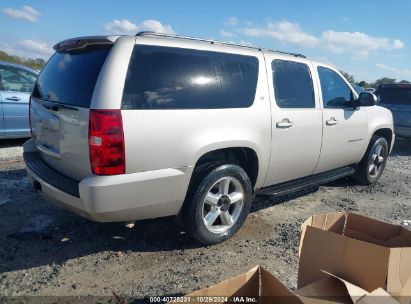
(29, 96, 33, 137)
(89, 110, 125, 175)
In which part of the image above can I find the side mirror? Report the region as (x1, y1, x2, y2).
(358, 92, 377, 107)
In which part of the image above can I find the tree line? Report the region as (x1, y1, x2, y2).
(0, 50, 46, 71)
(340, 71, 409, 88)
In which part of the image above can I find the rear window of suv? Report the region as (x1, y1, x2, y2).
(122, 45, 259, 109)
(32, 44, 112, 108)
(376, 86, 411, 105)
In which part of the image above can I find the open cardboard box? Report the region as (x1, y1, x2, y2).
(171, 212, 411, 304)
(298, 212, 411, 298)
(179, 265, 346, 303)
(171, 265, 406, 303)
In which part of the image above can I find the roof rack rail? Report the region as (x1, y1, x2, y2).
(136, 31, 306, 58)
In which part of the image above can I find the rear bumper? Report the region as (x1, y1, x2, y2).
(23, 139, 192, 222)
(394, 125, 411, 139)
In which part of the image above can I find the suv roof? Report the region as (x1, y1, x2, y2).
(53, 32, 306, 59)
(135, 31, 306, 58)
(377, 83, 411, 89)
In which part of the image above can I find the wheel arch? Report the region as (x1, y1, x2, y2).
(366, 106, 395, 153)
(191, 145, 261, 189)
(372, 128, 393, 149)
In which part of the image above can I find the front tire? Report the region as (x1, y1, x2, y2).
(354, 136, 389, 185)
(182, 163, 252, 245)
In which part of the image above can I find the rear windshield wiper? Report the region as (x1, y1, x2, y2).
(43, 103, 79, 112)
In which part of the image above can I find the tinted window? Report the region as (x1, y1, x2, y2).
(0, 65, 37, 93)
(122, 45, 259, 109)
(318, 67, 353, 108)
(32, 44, 112, 108)
(272, 60, 314, 108)
(376, 87, 411, 105)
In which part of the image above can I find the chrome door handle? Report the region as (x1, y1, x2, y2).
(276, 119, 294, 128)
(326, 118, 338, 126)
(5, 96, 21, 101)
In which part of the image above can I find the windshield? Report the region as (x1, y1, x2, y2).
(32, 44, 112, 108)
(377, 87, 411, 105)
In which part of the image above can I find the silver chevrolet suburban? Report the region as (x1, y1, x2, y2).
(24, 32, 394, 245)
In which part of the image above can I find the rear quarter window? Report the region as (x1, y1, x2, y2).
(32, 44, 112, 108)
(122, 45, 259, 109)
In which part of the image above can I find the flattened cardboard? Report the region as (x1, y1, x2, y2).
(299, 212, 411, 294)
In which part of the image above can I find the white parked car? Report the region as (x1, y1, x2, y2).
(24, 33, 394, 244)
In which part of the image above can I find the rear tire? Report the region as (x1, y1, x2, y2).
(354, 136, 389, 185)
(182, 163, 252, 245)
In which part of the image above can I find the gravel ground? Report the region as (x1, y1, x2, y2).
(0, 139, 24, 164)
(0, 138, 410, 302)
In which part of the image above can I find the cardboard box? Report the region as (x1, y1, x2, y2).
(298, 212, 411, 297)
(171, 212, 411, 304)
(172, 265, 402, 304)
(175, 265, 349, 304)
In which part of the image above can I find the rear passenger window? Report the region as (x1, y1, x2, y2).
(122, 45, 259, 109)
(272, 60, 315, 108)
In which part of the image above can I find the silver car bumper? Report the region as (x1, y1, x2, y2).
(23, 139, 192, 222)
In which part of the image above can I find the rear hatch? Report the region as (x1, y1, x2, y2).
(30, 40, 113, 180)
(377, 85, 411, 127)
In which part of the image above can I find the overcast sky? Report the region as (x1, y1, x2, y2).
(1, 0, 410, 82)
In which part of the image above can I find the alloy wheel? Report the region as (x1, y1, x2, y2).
(202, 176, 244, 234)
(369, 144, 386, 178)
